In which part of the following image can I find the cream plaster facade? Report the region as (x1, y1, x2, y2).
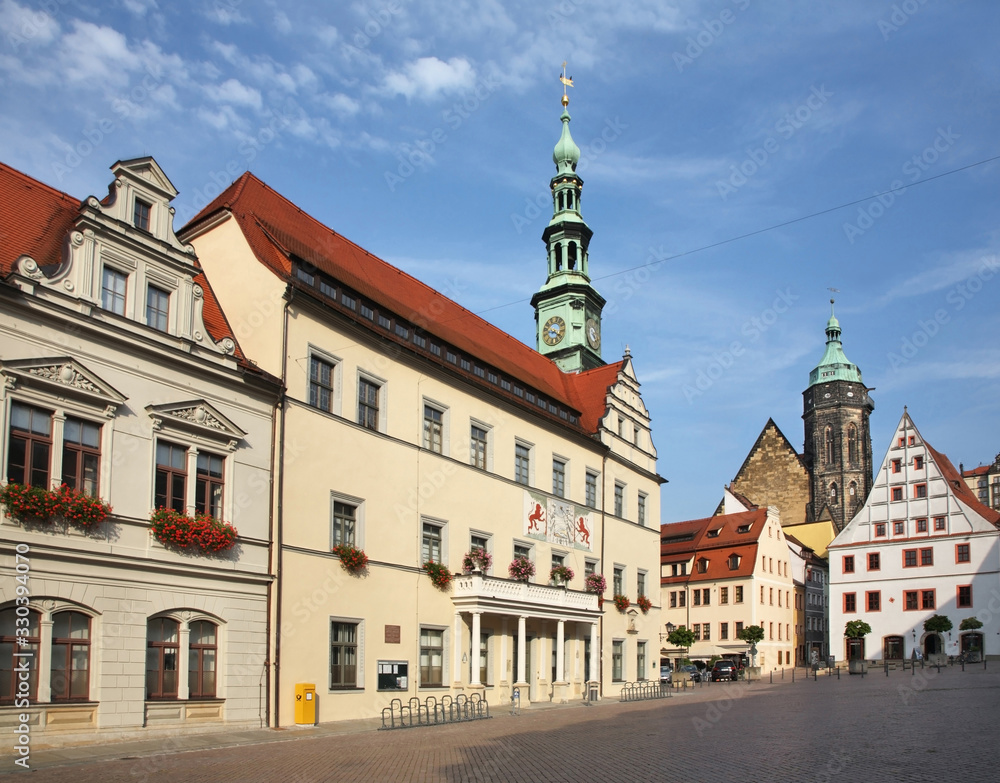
(0, 159, 279, 746)
(182, 178, 663, 726)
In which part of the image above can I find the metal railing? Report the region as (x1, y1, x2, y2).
(619, 680, 672, 702)
(380, 693, 491, 730)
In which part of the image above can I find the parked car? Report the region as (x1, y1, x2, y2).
(679, 664, 702, 682)
(659, 664, 672, 683)
(711, 660, 738, 681)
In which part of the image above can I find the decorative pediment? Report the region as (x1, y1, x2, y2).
(111, 157, 178, 199)
(1, 357, 127, 416)
(145, 400, 246, 450)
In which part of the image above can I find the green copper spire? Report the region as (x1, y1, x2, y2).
(552, 107, 580, 174)
(807, 300, 863, 387)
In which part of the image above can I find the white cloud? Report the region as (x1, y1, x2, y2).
(0, 0, 59, 48)
(202, 3, 248, 26)
(877, 250, 1000, 305)
(383, 56, 476, 101)
(322, 92, 361, 117)
(206, 78, 263, 110)
(274, 11, 292, 34)
(121, 0, 158, 16)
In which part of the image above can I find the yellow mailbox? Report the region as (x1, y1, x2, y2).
(294, 683, 316, 725)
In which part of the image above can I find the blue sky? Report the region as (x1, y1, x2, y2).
(2, 0, 998, 523)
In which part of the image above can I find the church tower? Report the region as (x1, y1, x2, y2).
(530, 72, 605, 373)
(802, 301, 875, 530)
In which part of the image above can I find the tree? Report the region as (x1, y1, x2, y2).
(844, 620, 872, 639)
(737, 625, 764, 666)
(923, 615, 953, 635)
(667, 625, 696, 653)
(959, 617, 983, 631)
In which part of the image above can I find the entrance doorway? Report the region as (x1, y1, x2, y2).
(961, 632, 984, 661)
(924, 634, 941, 658)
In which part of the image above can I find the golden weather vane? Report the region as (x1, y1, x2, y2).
(559, 61, 573, 105)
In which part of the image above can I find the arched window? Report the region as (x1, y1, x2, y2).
(847, 424, 858, 465)
(188, 620, 218, 699)
(51, 611, 91, 701)
(849, 481, 857, 498)
(146, 617, 180, 700)
(829, 483, 838, 504)
(558, 191, 564, 211)
(568, 242, 577, 270)
(824, 426, 834, 464)
(554, 244, 563, 271)
(883, 635, 905, 660)
(1, 607, 40, 703)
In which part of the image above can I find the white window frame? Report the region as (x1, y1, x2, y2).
(637, 491, 647, 526)
(307, 345, 343, 415)
(329, 616, 365, 691)
(469, 419, 492, 471)
(514, 439, 533, 486)
(614, 481, 626, 518)
(552, 455, 568, 498)
(421, 398, 448, 456)
(356, 370, 387, 434)
(512, 539, 534, 565)
(418, 624, 448, 688)
(421, 517, 447, 565)
(585, 469, 599, 508)
(330, 491, 365, 549)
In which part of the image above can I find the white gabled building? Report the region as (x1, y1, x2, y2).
(829, 409, 1000, 663)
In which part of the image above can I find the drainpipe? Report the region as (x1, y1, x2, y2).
(273, 286, 293, 727)
(599, 450, 607, 695)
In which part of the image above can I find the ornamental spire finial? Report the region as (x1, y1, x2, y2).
(559, 61, 573, 107)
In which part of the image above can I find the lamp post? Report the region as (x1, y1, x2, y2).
(665, 623, 676, 668)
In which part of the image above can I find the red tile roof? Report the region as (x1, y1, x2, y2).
(0, 160, 243, 358)
(926, 442, 1000, 527)
(183, 172, 622, 435)
(660, 508, 769, 582)
(962, 465, 992, 477)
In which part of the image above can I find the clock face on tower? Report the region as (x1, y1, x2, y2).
(585, 318, 601, 350)
(542, 315, 566, 346)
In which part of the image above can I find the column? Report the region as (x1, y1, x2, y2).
(453, 611, 463, 685)
(37, 615, 54, 703)
(470, 612, 482, 686)
(177, 622, 190, 700)
(556, 620, 566, 682)
(516, 616, 527, 683)
(500, 617, 509, 684)
(589, 622, 599, 683)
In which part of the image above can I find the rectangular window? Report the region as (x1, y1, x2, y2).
(187, 620, 217, 699)
(914, 483, 927, 499)
(735, 586, 743, 603)
(769, 587, 773, 605)
(552, 458, 566, 497)
(420, 628, 444, 687)
(903, 549, 917, 567)
(957, 585, 972, 608)
(637, 571, 646, 598)
(875, 523, 886, 537)
(720, 622, 729, 641)
(361, 303, 374, 319)
(934, 516, 946, 531)
(692, 624, 701, 640)
(514, 443, 530, 486)
(897, 437, 905, 448)
(330, 621, 359, 689)
(920, 547, 933, 566)
(921, 590, 935, 610)
(146, 285, 169, 332)
(894, 521, 905, 535)
(378, 314, 391, 329)
(332, 500, 357, 548)
(421, 522, 443, 564)
(133, 198, 151, 231)
(908, 436, 915, 446)
(844, 593, 856, 613)
(513, 543, 532, 561)
(614, 483, 624, 517)
(358, 378, 380, 430)
(678, 591, 686, 607)
(61, 417, 101, 496)
(613, 567, 624, 596)
(956, 543, 971, 563)
(195, 452, 225, 519)
(585, 471, 598, 508)
(611, 640, 623, 681)
(101, 267, 127, 315)
(145, 618, 178, 699)
(720, 587, 729, 604)
(51, 611, 91, 701)
(423, 405, 443, 453)
(904, 591, 918, 611)
(914, 455, 924, 470)
(669, 591, 677, 608)
(735, 621, 744, 635)
(702, 588, 710, 606)
(637, 492, 647, 526)
(693, 590, 701, 607)
(843, 555, 855, 573)
(867, 552, 880, 571)
(154, 441, 187, 513)
(470, 425, 488, 470)
(867, 591, 881, 611)
(760, 585, 765, 604)
(703, 623, 711, 641)
(636, 641, 647, 682)
(891, 459, 901, 474)
(309, 356, 335, 412)
(916, 518, 927, 533)
(297, 267, 315, 286)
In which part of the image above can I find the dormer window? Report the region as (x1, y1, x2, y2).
(728, 553, 741, 570)
(696, 558, 709, 573)
(736, 524, 751, 533)
(706, 528, 721, 538)
(133, 198, 152, 232)
(146, 285, 169, 332)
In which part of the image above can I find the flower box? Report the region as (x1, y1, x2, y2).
(584, 573, 607, 595)
(149, 508, 238, 554)
(462, 547, 492, 574)
(549, 564, 574, 585)
(508, 556, 535, 582)
(423, 560, 452, 589)
(613, 594, 630, 612)
(333, 544, 369, 574)
(636, 594, 652, 614)
(1, 482, 111, 530)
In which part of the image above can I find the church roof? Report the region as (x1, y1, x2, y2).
(0, 160, 245, 361)
(183, 171, 626, 436)
(807, 300, 863, 388)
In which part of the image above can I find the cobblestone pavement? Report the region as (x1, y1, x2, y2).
(5, 665, 999, 782)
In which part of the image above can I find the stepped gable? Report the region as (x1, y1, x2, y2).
(185, 172, 624, 435)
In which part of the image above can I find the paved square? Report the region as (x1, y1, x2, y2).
(5, 665, 998, 782)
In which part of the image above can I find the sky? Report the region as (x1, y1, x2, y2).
(2, 0, 999, 524)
